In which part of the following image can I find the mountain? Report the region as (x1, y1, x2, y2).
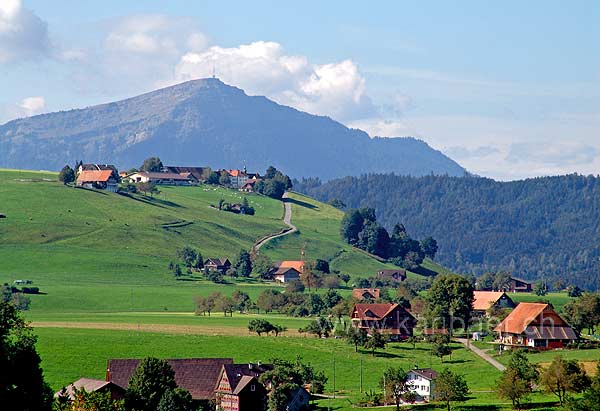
(0, 78, 465, 180)
(295, 173, 600, 290)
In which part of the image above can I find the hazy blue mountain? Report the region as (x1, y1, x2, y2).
(0, 78, 465, 179)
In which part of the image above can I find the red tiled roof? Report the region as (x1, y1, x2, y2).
(353, 303, 400, 320)
(494, 302, 573, 336)
(473, 291, 506, 311)
(77, 170, 114, 183)
(107, 358, 233, 400)
(275, 261, 304, 272)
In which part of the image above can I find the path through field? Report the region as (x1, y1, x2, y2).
(455, 338, 506, 371)
(32, 321, 304, 337)
(253, 192, 297, 251)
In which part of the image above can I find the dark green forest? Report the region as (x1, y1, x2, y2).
(295, 174, 600, 290)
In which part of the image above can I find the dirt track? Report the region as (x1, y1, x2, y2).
(31, 321, 303, 337)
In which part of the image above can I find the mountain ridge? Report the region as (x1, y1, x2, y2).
(0, 78, 466, 180)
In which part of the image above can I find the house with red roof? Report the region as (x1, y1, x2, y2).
(351, 303, 415, 341)
(76, 170, 119, 192)
(272, 267, 301, 283)
(273, 260, 305, 273)
(494, 302, 578, 349)
(472, 291, 516, 316)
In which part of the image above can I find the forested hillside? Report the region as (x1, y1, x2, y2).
(295, 174, 600, 289)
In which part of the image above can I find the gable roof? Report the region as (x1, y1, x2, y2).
(205, 258, 231, 266)
(353, 303, 414, 320)
(494, 303, 575, 338)
(273, 267, 300, 277)
(77, 170, 114, 183)
(54, 378, 122, 399)
(409, 368, 438, 381)
(218, 363, 271, 395)
(352, 288, 381, 300)
(473, 291, 508, 311)
(275, 261, 304, 272)
(133, 172, 194, 181)
(107, 358, 233, 400)
(165, 166, 210, 180)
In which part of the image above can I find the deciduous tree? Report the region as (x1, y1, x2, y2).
(434, 368, 469, 411)
(124, 357, 177, 411)
(539, 356, 590, 405)
(380, 367, 411, 411)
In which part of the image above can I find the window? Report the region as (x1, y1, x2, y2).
(251, 385, 256, 392)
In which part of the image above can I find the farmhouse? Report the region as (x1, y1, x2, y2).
(55, 378, 125, 401)
(76, 170, 119, 192)
(472, 291, 516, 316)
(240, 180, 257, 192)
(508, 276, 533, 293)
(352, 288, 381, 300)
(77, 163, 118, 174)
(215, 363, 270, 411)
(407, 368, 438, 401)
(204, 258, 232, 274)
(127, 171, 197, 186)
(272, 267, 301, 283)
(376, 269, 407, 283)
(107, 358, 233, 403)
(273, 260, 305, 273)
(351, 303, 415, 341)
(164, 166, 212, 182)
(494, 302, 578, 349)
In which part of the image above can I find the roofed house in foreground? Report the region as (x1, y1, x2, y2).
(272, 267, 301, 283)
(215, 363, 271, 411)
(273, 260, 305, 273)
(494, 303, 577, 349)
(351, 303, 415, 341)
(472, 291, 516, 316)
(107, 358, 233, 403)
(407, 368, 438, 401)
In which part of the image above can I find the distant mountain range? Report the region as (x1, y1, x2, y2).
(0, 78, 465, 180)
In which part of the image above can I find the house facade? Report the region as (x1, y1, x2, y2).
(407, 369, 437, 401)
(472, 291, 516, 316)
(76, 170, 119, 192)
(351, 303, 415, 341)
(273, 261, 304, 274)
(273, 267, 301, 283)
(215, 363, 270, 411)
(494, 302, 578, 349)
(352, 288, 381, 300)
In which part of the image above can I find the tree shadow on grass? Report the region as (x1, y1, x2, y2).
(439, 358, 468, 364)
(284, 197, 318, 210)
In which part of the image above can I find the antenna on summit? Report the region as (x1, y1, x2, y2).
(212, 61, 216, 79)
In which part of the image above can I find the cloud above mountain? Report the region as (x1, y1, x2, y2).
(0, 0, 50, 63)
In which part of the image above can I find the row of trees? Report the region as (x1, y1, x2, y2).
(496, 350, 591, 409)
(340, 207, 437, 269)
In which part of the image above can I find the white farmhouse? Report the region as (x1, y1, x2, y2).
(407, 368, 438, 401)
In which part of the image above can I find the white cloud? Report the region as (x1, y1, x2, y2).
(19, 96, 45, 116)
(0, 0, 50, 63)
(175, 41, 376, 121)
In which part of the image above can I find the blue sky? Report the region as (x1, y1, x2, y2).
(1, 0, 599, 179)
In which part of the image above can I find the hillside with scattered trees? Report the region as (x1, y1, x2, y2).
(295, 173, 600, 289)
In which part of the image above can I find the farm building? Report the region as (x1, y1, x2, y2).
(164, 166, 212, 182)
(76, 170, 119, 192)
(273, 260, 305, 273)
(215, 363, 271, 411)
(494, 302, 578, 349)
(472, 291, 516, 316)
(54, 378, 124, 401)
(407, 368, 438, 401)
(351, 303, 415, 341)
(272, 267, 301, 283)
(107, 358, 233, 405)
(127, 171, 197, 186)
(204, 258, 232, 274)
(352, 288, 381, 300)
(376, 269, 407, 283)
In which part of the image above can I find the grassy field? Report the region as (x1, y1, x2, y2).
(510, 292, 573, 311)
(36, 326, 517, 409)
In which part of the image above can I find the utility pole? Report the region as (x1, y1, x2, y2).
(359, 359, 363, 393)
(333, 356, 336, 399)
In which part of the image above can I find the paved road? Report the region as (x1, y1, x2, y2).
(455, 338, 506, 371)
(253, 192, 297, 251)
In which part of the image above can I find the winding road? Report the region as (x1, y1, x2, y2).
(253, 192, 297, 251)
